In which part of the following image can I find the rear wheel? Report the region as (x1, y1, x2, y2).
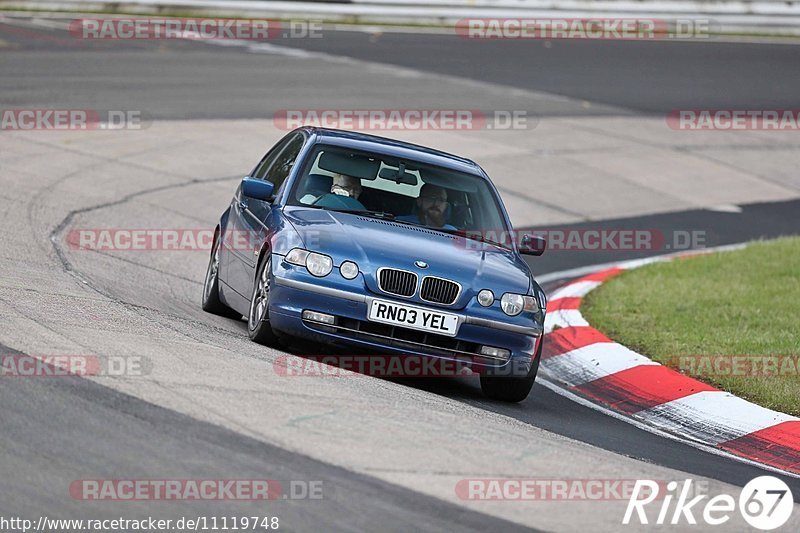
(480, 337, 543, 402)
(202, 230, 241, 319)
(248, 256, 280, 346)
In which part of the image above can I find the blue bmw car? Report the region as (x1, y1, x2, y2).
(202, 127, 547, 401)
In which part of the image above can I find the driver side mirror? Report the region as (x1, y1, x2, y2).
(241, 177, 275, 202)
(519, 233, 546, 256)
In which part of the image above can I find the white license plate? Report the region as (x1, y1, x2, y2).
(368, 299, 459, 337)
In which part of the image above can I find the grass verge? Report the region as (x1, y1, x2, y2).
(582, 237, 800, 416)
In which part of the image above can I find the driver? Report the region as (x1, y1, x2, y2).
(398, 183, 456, 230)
(313, 174, 366, 210)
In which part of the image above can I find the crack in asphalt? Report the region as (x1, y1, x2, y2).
(73, 247, 208, 286)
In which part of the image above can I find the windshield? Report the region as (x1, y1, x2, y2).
(287, 144, 511, 246)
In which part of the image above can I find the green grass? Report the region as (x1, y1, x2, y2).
(582, 237, 800, 416)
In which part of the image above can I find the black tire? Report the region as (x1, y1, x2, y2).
(480, 337, 543, 402)
(202, 230, 241, 319)
(247, 255, 280, 346)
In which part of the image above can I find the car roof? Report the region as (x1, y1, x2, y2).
(301, 127, 484, 176)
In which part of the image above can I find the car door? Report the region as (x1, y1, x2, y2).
(220, 137, 290, 293)
(226, 132, 306, 298)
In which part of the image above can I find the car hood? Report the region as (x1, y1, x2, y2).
(283, 206, 531, 308)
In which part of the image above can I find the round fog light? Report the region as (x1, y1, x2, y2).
(477, 289, 494, 307)
(340, 261, 359, 280)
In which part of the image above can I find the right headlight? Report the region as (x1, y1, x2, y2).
(305, 252, 333, 277)
(501, 293, 539, 316)
(286, 248, 310, 266)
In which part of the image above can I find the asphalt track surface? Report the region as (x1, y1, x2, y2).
(1, 16, 800, 530)
(0, 342, 532, 532)
(4, 20, 800, 118)
(262, 31, 800, 115)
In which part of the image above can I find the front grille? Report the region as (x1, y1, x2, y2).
(378, 268, 417, 297)
(420, 276, 460, 305)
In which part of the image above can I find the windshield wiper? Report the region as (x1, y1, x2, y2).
(328, 208, 397, 221)
(324, 207, 428, 227)
(326, 207, 509, 249)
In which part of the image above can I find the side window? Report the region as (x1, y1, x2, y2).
(263, 134, 304, 190)
(251, 133, 296, 180)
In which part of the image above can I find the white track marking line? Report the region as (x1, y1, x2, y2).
(544, 342, 659, 388)
(548, 279, 602, 299)
(638, 391, 800, 445)
(543, 309, 588, 332)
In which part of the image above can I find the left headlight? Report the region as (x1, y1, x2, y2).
(286, 248, 333, 277)
(501, 293, 539, 316)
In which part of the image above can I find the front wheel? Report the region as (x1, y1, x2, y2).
(202, 230, 241, 319)
(480, 337, 542, 402)
(248, 256, 280, 346)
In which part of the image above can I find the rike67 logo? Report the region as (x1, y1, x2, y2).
(624, 476, 794, 530)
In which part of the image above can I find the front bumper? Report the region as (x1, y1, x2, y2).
(267, 257, 543, 373)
